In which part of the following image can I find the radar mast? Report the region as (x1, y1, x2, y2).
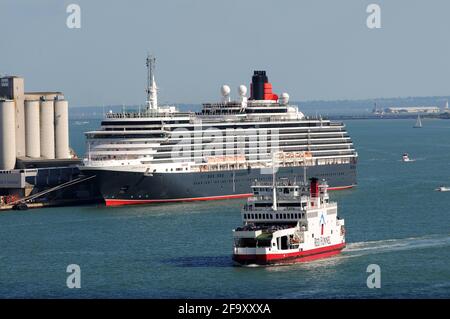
(146, 54, 158, 110)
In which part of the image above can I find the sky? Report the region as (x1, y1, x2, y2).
(1, 0, 450, 107)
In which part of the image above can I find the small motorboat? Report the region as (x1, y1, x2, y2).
(435, 186, 450, 192)
(402, 153, 415, 162)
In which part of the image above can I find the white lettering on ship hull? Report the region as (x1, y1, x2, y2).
(314, 236, 331, 247)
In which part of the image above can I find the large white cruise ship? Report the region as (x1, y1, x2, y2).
(80, 56, 357, 206)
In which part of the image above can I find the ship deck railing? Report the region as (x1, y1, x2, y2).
(247, 194, 308, 201)
(251, 180, 309, 187)
(105, 110, 194, 119)
(243, 206, 305, 213)
(234, 223, 294, 232)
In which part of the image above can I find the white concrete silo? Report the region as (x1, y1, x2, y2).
(54, 99, 70, 159)
(0, 100, 16, 170)
(25, 100, 40, 158)
(39, 99, 55, 159)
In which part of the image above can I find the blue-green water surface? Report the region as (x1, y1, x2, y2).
(0, 119, 449, 298)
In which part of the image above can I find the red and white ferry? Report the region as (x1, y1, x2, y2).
(232, 177, 346, 265)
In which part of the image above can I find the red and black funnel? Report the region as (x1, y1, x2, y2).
(250, 70, 278, 101)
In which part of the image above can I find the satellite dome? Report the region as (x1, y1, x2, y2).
(280, 92, 290, 105)
(221, 85, 231, 96)
(238, 85, 247, 96)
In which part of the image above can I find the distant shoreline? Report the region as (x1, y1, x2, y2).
(327, 113, 450, 121)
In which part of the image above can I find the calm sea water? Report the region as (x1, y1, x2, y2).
(0, 119, 449, 298)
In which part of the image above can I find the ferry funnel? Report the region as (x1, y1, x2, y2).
(310, 177, 319, 198)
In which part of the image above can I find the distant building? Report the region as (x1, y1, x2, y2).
(443, 100, 449, 113)
(385, 106, 441, 114)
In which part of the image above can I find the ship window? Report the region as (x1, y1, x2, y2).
(280, 236, 288, 250)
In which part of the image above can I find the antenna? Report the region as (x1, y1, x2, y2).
(303, 165, 307, 185)
(146, 53, 158, 110)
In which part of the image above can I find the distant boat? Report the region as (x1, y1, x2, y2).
(74, 121, 89, 125)
(435, 186, 450, 192)
(402, 153, 415, 162)
(414, 115, 422, 128)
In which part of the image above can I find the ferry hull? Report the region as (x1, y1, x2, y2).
(82, 163, 356, 206)
(233, 243, 346, 265)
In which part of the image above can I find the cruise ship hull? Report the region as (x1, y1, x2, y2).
(83, 163, 356, 206)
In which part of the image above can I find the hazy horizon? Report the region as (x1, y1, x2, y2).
(2, 0, 450, 106)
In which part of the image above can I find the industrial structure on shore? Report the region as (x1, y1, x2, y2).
(373, 101, 449, 115)
(0, 75, 98, 208)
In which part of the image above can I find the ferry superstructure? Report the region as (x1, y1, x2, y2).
(81, 56, 357, 206)
(232, 177, 346, 265)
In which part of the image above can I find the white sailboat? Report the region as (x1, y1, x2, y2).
(414, 114, 422, 128)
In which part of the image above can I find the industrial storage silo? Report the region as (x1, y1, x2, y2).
(0, 100, 16, 170)
(25, 100, 40, 158)
(54, 98, 70, 159)
(39, 99, 55, 159)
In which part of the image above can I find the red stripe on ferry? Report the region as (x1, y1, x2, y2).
(233, 243, 346, 264)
